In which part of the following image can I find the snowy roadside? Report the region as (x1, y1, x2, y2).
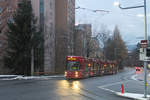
(0, 75, 64, 80)
(132, 70, 150, 82)
(0, 75, 18, 78)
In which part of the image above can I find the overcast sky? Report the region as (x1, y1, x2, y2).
(75, 0, 150, 46)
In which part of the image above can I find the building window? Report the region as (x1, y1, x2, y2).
(0, 7, 2, 14)
(0, 40, 2, 48)
(6, 7, 13, 12)
(0, 20, 2, 25)
(7, 17, 14, 23)
(40, 0, 44, 31)
(40, 0, 44, 14)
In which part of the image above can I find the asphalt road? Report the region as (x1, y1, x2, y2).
(0, 67, 149, 100)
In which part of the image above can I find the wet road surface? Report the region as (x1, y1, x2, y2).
(0, 67, 148, 100)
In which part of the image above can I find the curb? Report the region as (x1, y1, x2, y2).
(116, 92, 150, 100)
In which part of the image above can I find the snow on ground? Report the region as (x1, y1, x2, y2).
(116, 92, 150, 100)
(0, 75, 18, 78)
(14, 76, 52, 80)
(0, 75, 64, 80)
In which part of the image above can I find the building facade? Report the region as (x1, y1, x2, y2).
(74, 25, 87, 57)
(55, 0, 75, 73)
(0, 0, 56, 74)
(74, 24, 92, 57)
(0, 0, 75, 74)
(43, 0, 55, 73)
(31, 0, 55, 74)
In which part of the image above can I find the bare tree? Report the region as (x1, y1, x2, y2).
(105, 26, 128, 69)
(94, 24, 112, 59)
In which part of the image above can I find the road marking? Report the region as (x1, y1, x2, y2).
(97, 69, 137, 94)
(99, 87, 116, 93)
(98, 80, 132, 94)
(131, 74, 138, 81)
(98, 80, 131, 88)
(131, 74, 150, 84)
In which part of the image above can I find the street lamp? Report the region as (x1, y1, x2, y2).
(114, 0, 148, 98)
(113, 1, 120, 7)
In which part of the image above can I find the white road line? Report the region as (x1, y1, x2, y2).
(98, 80, 132, 94)
(131, 74, 138, 81)
(98, 80, 131, 88)
(99, 87, 116, 93)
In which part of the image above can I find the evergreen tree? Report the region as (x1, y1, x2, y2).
(4, 0, 41, 75)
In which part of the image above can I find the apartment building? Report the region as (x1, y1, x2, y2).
(0, 0, 75, 74)
(31, 0, 55, 74)
(74, 24, 92, 57)
(55, 0, 75, 73)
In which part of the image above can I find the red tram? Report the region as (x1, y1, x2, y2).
(65, 56, 118, 79)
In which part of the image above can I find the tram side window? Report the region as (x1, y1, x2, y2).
(97, 63, 100, 71)
(94, 62, 97, 71)
(110, 64, 112, 68)
(92, 63, 95, 70)
(85, 63, 89, 72)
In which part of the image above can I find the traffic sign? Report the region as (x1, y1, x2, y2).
(141, 40, 148, 44)
(141, 40, 148, 48)
(139, 48, 146, 61)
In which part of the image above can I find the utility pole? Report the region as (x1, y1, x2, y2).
(115, 0, 148, 98)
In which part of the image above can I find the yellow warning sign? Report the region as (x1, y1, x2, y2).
(146, 82, 148, 87)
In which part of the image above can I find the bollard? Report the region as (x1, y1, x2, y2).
(121, 84, 124, 94)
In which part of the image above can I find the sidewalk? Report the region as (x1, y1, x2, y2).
(116, 69, 150, 100)
(116, 92, 150, 100)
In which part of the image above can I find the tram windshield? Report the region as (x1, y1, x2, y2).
(67, 61, 80, 71)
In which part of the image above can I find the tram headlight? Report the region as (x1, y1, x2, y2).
(65, 71, 67, 76)
(75, 71, 79, 77)
(148, 64, 150, 69)
(75, 71, 78, 75)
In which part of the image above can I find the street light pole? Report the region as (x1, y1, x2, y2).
(143, 0, 147, 98)
(144, 0, 147, 40)
(115, 0, 148, 98)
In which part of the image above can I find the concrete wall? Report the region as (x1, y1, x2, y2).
(74, 24, 92, 57)
(31, 0, 55, 73)
(74, 28, 85, 56)
(43, 0, 55, 73)
(55, 0, 75, 73)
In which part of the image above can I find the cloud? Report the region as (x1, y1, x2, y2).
(136, 14, 144, 17)
(128, 24, 135, 28)
(75, 22, 80, 26)
(136, 14, 150, 18)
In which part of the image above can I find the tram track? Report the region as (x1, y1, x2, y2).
(77, 87, 102, 100)
(68, 82, 103, 100)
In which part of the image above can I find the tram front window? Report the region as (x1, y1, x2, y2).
(67, 61, 80, 71)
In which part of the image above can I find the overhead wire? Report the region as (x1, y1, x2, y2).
(76, 6, 110, 14)
(75, 0, 110, 26)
